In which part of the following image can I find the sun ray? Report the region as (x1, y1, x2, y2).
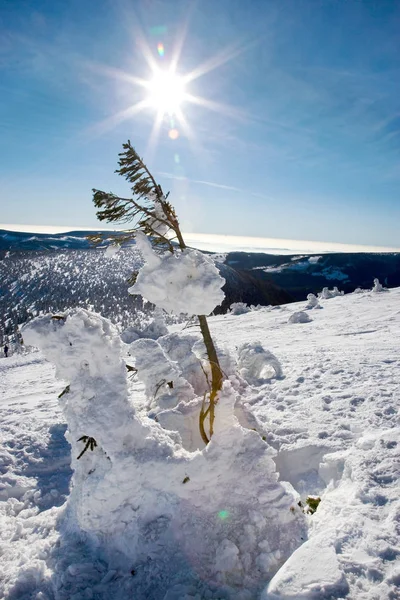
(84, 60, 148, 88)
(85, 100, 149, 138)
(169, 1, 195, 73)
(184, 41, 251, 84)
(184, 93, 249, 122)
(145, 109, 164, 163)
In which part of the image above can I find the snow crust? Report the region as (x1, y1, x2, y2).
(128, 232, 226, 315)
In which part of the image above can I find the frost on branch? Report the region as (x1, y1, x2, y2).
(128, 232, 225, 315)
(22, 310, 307, 598)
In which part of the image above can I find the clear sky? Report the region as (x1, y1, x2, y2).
(1, 0, 399, 248)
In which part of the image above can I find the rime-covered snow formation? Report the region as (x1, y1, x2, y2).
(128, 232, 226, 315)
(305, 293, 320, 309)
(318, 286, 344, 299)
(23, 309, 306, 598)
(229, 302, 251, 315)
(372, 278, 385, 293)
(121, 308, 168, 343)
(237, 343, 283, 384)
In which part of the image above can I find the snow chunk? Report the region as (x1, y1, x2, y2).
(215, 539, 241, 573)
(238, 342, 283, 384)
(128, 232, 225, 315)
(264, 538, 348, 599)
(104, 244, 120, 258)
(308, 255, 321, 264)
(288, 311, 312, 324)
(229, 302, 251, 315)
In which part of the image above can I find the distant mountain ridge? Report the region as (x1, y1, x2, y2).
(225, 251, 400, 300)
(0, 229, 122, 251)
(1, 230, 399, 344)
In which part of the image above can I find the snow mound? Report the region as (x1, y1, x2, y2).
(288, 311, 312, 324)
(238, 343, 283, 384)
(128, 232, 225, 315)
(22, 310, 306, 598)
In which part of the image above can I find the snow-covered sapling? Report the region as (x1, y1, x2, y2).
(305, 293, 320, 310)
(372, 278, 384, 293)
(92, 141, 225, 443)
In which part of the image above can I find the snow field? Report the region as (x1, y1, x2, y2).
(0, 288, 399, 599)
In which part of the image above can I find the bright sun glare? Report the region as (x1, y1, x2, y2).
(90, 19, 247, 155)
(146, 70, 186, 116)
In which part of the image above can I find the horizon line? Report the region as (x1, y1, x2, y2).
(1, 223, 399, 255)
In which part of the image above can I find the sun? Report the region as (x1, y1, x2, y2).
(88, 23, 249, 153)
(145, 70, 186, 116)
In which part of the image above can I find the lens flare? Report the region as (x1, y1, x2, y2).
(168, 128, 179, 140)
(218, 510, 229, 520)
(157, 43, 165, 57)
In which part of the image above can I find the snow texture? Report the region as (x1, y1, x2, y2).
(128, 232, 226, 315)
(121, 308, 168, 343)
(264, 537, 349, 598)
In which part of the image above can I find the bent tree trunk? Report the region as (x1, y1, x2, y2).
(198, 314, 223, 444)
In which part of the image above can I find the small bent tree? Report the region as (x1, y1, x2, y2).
(91, 141, 223, 444)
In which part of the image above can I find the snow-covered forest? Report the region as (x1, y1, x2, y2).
(0, 248, 180, 347)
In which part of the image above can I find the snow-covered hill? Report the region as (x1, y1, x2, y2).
(0, 248, 292, 346)
(1, 288, 399, 599)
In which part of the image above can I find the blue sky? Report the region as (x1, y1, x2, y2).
(1, 0, 399, 247)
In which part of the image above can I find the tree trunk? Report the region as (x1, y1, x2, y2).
(198, 314, 223, 443)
